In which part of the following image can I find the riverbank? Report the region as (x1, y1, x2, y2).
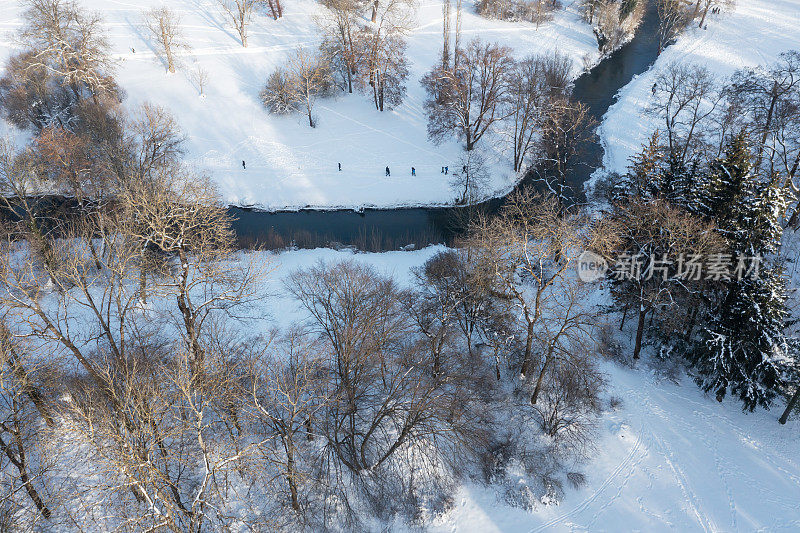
(0, 0, 600, 210)
(229, 2, 661, 249)
(591, 0, 800, 190)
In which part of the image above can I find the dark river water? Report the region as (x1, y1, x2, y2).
(231, 4, 661, 251)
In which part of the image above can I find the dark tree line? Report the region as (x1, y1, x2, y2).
(601, 52, 800, 414)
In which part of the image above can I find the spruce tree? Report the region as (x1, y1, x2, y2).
(691, 133, 793, 411)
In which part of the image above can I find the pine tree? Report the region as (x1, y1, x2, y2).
(613, 131, 664, 201)
(690, 133, 794, 411)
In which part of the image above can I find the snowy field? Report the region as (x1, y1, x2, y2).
(258, 246, 800, 532)
(593, 0, 800, 183)
(0, 0, 599, 210)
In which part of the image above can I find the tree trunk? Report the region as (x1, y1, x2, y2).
(685, 305, 698, 340)
(285, 437, 300, 511)
(779, 387, 800, 424)
(521, 319, 535, 377)
(8, 354, 54, 427)
(699, 4, 710, 27)
(633, 306, 647, 360)
(530, 350, 552, 405)
(0, 433, 51, 519)
(756, 83, 779, 170)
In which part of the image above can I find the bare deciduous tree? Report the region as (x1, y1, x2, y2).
(729, 51, 800, 171)
(251, 330, 328, 512)
(288, 261, 475, 478)
(189, 63, 209, 96)
(0, 325, 56, 522)
(466, 190, 619, 396)
(657, 0, 692, 53)
(19, 0, 116, 97)
(649, 63, 721, 163)
(423, 38, 514, 151)
(261, 0, 283, 20)
(217, 0, 258, 47)
(145, 7, 188, 74)
(288, 49, 332, 127)
(362, 0, 414, 111)
(534, 97, 597, 209)
(609, 198, 723, 360)
(505, 52, 572, 173)
(317, 0, 363, 94)
(129, 102, 186, 180)
(261, 67, 300, 114)
(451, 149, 490, 204)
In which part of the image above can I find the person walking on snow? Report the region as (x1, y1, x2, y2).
(385, 166, 391, 177)
(412, 167, 416, 176)
(651, 83, 657, 96)
(338, 162, 342, 171)
(242, 160, 246, 170)
(444, 166, 448, 175)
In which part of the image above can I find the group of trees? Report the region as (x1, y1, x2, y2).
(0, 130, 615, 527)
(422, 39, 596, 204)
(655, 0, 735, 52)
(0, 2, 618, 526)
(261, 0, 413, 124)
(600, 52, 800, 414)
(477, 0, 560, 26)
(580, 0, 646, 53)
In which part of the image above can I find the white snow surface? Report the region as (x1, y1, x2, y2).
(0, 0, 600, 210)
(5, 242, 799, 530)
(593, 0, 800, 184)
(264, 247, 800, 532)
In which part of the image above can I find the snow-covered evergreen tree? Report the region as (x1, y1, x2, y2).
(690, 133, 794, 411)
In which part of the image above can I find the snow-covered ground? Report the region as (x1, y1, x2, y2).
(593, 0, 800, 182)
(258, 246, 800, 532)
(430, 363, 800, 531)
(0, 0, 600, 210)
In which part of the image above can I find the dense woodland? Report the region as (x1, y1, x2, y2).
(0, 0, 796, 530)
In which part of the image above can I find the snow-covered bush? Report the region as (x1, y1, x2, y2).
(259, 50, 333, 127)
(476, 0, 561, 26)
(260, 67, 298, 114)
(592, 0, 645, 53)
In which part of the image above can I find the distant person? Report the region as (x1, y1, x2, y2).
(444, 166, 448, 175)
(651, 83, 657, 96)
(131, 47, 135, 53)
(441, 166, 445, 174)
(411, 167, 416, 176)
(242, 160, 246, 170)
(385, 166, 390, 177)
(462, 165, 467, 173)
(338, 162, 342, 171)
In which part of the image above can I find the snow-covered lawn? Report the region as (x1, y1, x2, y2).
(0, 0, 599, 210)
(593, 0, 800, 183)
(429, 363, 800, 531)
(264, 246, 800, 532)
